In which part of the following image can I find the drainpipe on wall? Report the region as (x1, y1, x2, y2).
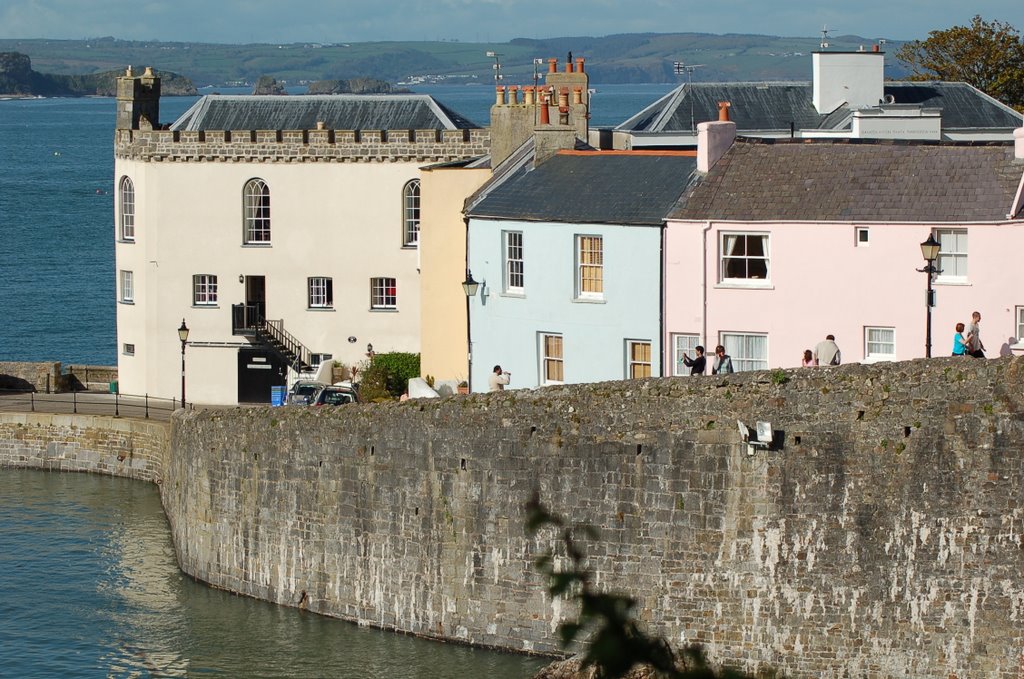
(464, 215, 473, 392)
(659, 224, 666, 376)
(702, 220, 713, 350)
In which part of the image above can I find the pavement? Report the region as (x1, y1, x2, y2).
(0, 391, 185, 421)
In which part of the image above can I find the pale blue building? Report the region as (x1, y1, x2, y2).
(465, 150, 697, 392)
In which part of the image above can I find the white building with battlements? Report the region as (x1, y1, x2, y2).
(113, 66, 486, 405)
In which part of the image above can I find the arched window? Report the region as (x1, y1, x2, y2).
(402, 179, 420, 247)
(243, 178, 271, 243)
(119, 176, 135, 241)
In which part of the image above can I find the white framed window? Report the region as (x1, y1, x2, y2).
(310, 353, 333, 367)
(576, 235, 603, 299)
(243, 178, 271, 244)
(192, 274, 218, 306)
(672, 333, 701, 376)
(503, 231, 524, 293)
(864, 326, 896, 361)
(119, 176, 135, 241)
(721, 332, 768, 372)
(308, 277, 333, 309)
(122, 343, 135, 356)
(402, 179, 420, 247)
(370, 277, 397, 309)
(720, 232, 769, 282)
(119, 270, 134, 303)
(627, 340, 652, 379)
(855, 227, 869, 247)
(540, 333, 564, 385)
(934, 228, 967, 281)
(1016, 307, 1024, 344)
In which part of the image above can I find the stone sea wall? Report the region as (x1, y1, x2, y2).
(0, 361, 62, 392)
(0, 412, 168, 481)
(4, 357, 1024, 677)
(163, 357, 1024, 678)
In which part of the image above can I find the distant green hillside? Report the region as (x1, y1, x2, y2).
(0, 33, 909, 88)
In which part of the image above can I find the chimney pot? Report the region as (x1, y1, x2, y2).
(540, 95, 550, 125)
(509, 85, 519, 104)
(572, 86, 583, 104)
(718, 101, 732, 122)
(872, 44, 880, 52)
(143, 66, 154, 77)
(576, 58, 585, 73)
(565, 61, 573, 73)
(548, 58, 558, 74)
(524, 86, 535, 105)
(495, 86, 506, 106)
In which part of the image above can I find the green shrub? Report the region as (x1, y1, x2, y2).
(360, 352, 420, 400)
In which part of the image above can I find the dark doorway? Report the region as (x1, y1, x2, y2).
(245, 275, 266, 321)
(237, 346, 287, 403)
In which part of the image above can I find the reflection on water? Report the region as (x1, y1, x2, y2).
(0, 470, 548, 678)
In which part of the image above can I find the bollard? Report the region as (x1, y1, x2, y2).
(114, 390, 119, 417)
(145, 394, 149, 419)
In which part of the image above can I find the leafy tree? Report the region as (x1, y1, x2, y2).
(895, 16, 1024, 110)
(527, 495, 757, 679)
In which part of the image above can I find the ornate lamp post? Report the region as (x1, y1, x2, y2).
(177, 318, 190, 408)
(917, 235, 941, 358)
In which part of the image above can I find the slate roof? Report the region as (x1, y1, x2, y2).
(170, 94, 478, 131)
(670, 138, 1024, 222)
(468, 152, 699, 226)
(618, 82, 1023, 133)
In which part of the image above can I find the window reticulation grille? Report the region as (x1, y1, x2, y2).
(371, 277, 397, 309)
(119, 176, 135, 241)
(577, 235, 603, 298)
(243, 178, 271, 243)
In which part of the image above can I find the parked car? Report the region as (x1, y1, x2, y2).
(312, 385, 358, 406)
(286, 381, 326, 405)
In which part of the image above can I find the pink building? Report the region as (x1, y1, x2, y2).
(663, 123, 1024, 374)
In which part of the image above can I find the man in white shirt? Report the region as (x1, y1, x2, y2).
(813, 335, 841, 366)
(488, 365, 511, 391)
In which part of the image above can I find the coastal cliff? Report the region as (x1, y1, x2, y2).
(0, 52, 196, 96)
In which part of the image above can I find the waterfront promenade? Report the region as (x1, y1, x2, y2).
(0, 390, 197, 421)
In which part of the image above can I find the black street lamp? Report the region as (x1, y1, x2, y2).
(177, 318, 190, 408)
(917, 235, 941, 358)
(462, 270, 480, 391)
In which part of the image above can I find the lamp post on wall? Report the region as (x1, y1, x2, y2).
(917, 235, 941, 358)
(462, 270, 480, 391)
(177, 318, 190, 408)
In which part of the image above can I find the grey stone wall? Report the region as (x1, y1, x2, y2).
(5, 359, 1024, 677)
(0, 412, 168, 482)
(0, 361, 61, 392)
(161, 357, 1024, 678)
(114, 128, 490, 163)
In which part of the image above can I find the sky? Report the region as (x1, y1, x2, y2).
(1, 0, 1022, 45)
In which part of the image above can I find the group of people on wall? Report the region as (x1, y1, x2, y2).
(491, 312, 990, 390)
(681, 345, 734, 375)
(952, 311, 986, 358)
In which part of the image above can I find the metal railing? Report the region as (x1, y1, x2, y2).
(261, 319, 312, 371)
(0, 387, 192, 421)
(231, 303, 312, 372)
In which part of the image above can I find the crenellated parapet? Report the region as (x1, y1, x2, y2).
(115, 127, 491, 163)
